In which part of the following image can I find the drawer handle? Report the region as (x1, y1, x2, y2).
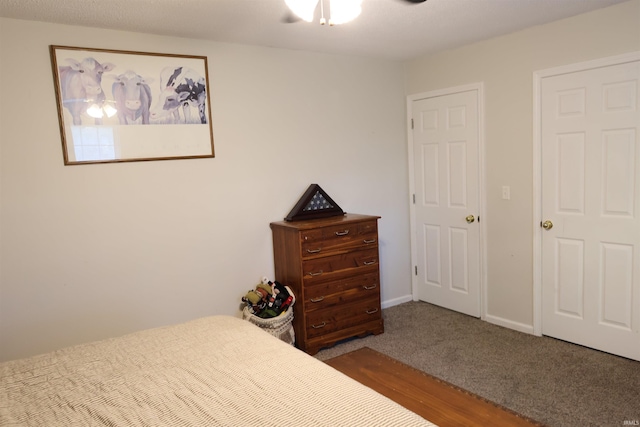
(363, 238, 377, 244)
(366, 308, 379, 315)
(312, 322, 327, 329)
(335, 230, 350, 236)
(363, 260, 377, 265)
(363, 284, 378, 290)
(307, 270, 324, 277)
(306, 248, 322, 254)
(310, 296, 325, 303)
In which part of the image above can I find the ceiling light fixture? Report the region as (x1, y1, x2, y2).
(284, 0, 363, 26)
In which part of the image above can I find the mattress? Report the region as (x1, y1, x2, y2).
(0, 315, 436, 426)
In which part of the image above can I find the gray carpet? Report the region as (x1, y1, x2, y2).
(314, 301, 640, 427)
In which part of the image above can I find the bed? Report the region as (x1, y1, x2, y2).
(0, 315, 436, 426)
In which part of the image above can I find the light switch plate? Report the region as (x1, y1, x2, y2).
(502, 186, 511, 200)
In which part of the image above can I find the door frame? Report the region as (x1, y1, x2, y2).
(532, 51, 640, 336)
(407, 82, 487, 320)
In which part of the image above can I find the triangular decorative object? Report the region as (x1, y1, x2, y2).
(285, 184, 345, 221)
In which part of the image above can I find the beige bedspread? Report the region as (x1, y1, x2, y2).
(1, 315, 436, 426)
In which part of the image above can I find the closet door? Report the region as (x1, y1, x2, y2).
(540, 59, 640, 361)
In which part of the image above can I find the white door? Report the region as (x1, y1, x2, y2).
(540, 59, 640, 361)
(410, 88, 481, 317)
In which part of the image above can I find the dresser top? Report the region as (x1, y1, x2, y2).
(270, 213, 380, 230)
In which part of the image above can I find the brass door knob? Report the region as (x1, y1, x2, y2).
(465, 215, 475, 223)
(542, 220, 553, 230)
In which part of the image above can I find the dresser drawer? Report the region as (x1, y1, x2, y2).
(301, 232, 378, 259)
(300, 220, 378, 258)
(302, 248, 378, 284)
(305, 296, 381, 339)
(300, 220, 376, 242)
(304, 273, 379, 312)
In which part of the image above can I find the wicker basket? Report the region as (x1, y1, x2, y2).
(242, 285, 295, 345)
(242, 305, 295, 345)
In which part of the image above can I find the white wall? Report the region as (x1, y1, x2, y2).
(0, 19, 410, 361)
(405, 0, 640, 330)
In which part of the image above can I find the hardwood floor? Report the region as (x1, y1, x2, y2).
(325, 347, 546, 427)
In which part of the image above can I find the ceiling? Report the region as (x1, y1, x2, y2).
(0, 0, 630, 61)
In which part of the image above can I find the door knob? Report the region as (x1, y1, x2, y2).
(541, 220, 553, 230)
(465, 215, 475, 223)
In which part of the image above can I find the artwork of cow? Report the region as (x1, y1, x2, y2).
(58, 58, 115, 125)
(150, 67, 207, 124)
(112, 71, 153, 125)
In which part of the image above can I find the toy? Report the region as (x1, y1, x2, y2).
(242, 278, 293, 318)
(271, 281, 293, 313)
(241, 283, 271, 314)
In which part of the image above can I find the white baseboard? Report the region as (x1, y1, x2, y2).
(381, 294, 414, 309)
(484, 314, 535, 335)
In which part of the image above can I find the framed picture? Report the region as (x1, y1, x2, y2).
(50, 45, 215, 165)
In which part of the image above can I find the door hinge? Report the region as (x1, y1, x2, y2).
(411, 118, 414, 129)
(412, 194, 416, 204)
(414, 266, 418, 275)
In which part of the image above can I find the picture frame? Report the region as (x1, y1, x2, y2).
(50, 45, 215, 165)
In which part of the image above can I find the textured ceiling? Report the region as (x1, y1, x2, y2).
(0, 0, 631, 61)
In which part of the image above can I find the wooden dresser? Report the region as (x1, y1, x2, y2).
(270, 213, 384, 355)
